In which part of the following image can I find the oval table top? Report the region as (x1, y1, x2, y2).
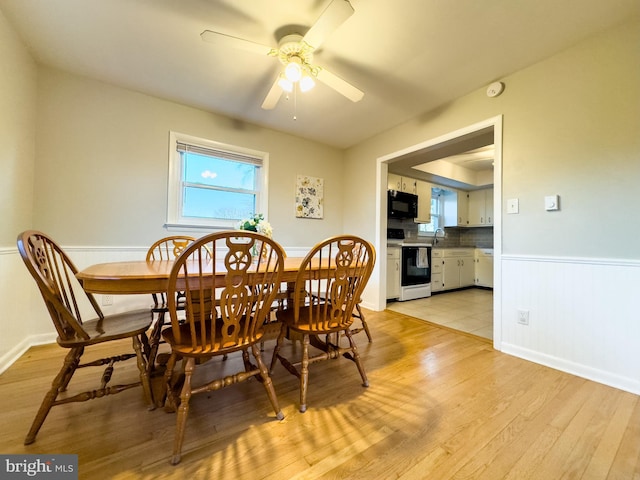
(76, 257, 314, 295)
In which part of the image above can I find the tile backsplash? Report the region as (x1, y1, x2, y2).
(389, 219, 493, 249)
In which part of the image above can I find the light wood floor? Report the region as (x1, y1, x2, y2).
(1, 309, 638, 479)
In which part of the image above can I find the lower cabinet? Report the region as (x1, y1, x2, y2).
(386, 247, 401, 299)
(434, 249, 475, 291)
(474, 248, 494, 287)
(431, 250, 444, 292)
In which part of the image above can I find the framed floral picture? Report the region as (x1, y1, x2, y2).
(295, 175, 324, 219)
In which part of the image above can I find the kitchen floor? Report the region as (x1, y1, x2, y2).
(386, 288, 493, 340)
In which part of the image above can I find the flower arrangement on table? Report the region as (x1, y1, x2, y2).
(236, 213, 273, 238)
(237, 214, 273, 260)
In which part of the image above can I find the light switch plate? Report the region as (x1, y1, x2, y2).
(545, 195, 559, 211)
(507, 198, 519, 214)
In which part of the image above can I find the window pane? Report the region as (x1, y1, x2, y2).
(184, 153, 256, 190)
(183, 187, 255, 220)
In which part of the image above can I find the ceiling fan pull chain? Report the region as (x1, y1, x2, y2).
(293, 85, 298, 121)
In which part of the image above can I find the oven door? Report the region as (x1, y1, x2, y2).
(401, 246, 431, 286)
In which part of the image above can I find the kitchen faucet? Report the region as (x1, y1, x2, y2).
(433, 228, 444, 245)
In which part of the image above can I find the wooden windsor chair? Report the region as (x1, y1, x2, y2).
(145, 235, 196, 370)
(270, 235, 376, 413)
(161, 231, 286, 465)
(17, 230, 153, 445)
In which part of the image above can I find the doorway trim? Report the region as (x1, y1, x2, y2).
(375, 115, 503, 349)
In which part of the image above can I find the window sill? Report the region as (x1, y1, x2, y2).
(164, 223, 233, 233)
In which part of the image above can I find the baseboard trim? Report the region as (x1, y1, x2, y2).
(0, 333, 57, 376)
(501, 342, 640, 396)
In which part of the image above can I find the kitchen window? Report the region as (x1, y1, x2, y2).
(166, 132, 269, 230)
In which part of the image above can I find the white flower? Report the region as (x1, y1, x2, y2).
(237, 213, 272, 238)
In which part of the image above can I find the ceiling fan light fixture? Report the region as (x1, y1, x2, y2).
(299, 74, 315, 92)
(284, 58, 303, 82)
(278, 76, 294, 92)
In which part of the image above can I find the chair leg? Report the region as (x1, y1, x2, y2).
(355, 304, 373, 343)
(251, 344, 284, 421)
(58, 347, 82, 392)
(132, 335, 153, 408)
(163, 353, 179, 413)
(24, 347, 81, 445)
(170, 357, 195, 466)
(269, 324, 287, 374)
(147, 310, 166, 373)
(344, 330, 369, 388)
(299, 334, 311, 413)
(241, 349, 253, 372)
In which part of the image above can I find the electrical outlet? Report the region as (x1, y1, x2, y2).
(517, 309, 529, 325)
(102, 294, 113, 306)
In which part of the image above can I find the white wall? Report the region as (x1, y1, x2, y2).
(34, 68, 346, 248)
(344, 19, 640, 394)
(0, 10, 36, 246)
(0, 10, 47, 373)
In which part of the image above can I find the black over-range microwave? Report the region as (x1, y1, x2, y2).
(388, 190, 418, 219)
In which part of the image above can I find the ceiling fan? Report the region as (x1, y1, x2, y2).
(201, 0, 364, 110)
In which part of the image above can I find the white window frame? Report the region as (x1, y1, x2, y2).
(166, 131, 269, 231)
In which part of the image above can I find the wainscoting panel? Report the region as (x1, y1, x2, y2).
(500, 255, 640, 395)
(0, 246, 150, 374)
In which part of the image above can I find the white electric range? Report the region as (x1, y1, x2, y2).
(387, 229, 432, 301)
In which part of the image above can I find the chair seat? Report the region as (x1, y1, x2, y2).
(276, 306, 351, 334)
(57, 309, 153, 348)
(161, 318, 262, 357)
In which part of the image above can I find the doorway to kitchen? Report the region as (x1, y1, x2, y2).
(377, 116, 502, 347)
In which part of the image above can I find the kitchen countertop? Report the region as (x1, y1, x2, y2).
(387, 241, 432, 247)
(432, 246, 493, 250)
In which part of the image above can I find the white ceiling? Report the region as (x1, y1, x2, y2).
(2, 0, 638, 149)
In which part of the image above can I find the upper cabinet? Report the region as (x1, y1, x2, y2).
(467, 189, 494, 226)
(414, 180, 432, 223)
(387, 173, 417, 194)
(443, 189, 468, 227)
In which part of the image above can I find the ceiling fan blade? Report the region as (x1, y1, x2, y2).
(315, 67, 363, 102)
(201, 30, 275, 56)
(303, 0, 354, 50)
(261, 77, 283, 110)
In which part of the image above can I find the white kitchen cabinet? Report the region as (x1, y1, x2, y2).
(430, 249, 444, 292)
(414, 180, 432, 223)
(441, 248, 475, 290)
(387, 173, 417, 194)
(443, 189, 468, 227)
(474, 248, 494, 288)
(386, 247, 401, 299)
(467, 188, 494, 226)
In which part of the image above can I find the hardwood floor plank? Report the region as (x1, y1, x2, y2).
(1, 308, 638, 479)
(606, 396, 640, 480)
(581, 393, 639, 479)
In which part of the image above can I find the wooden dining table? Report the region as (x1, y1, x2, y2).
(76, 256, 311, 295)
(76, 256, 329, 407)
